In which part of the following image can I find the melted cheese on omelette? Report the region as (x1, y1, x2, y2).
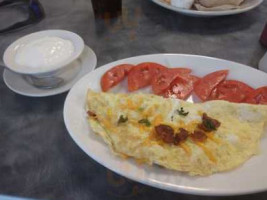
(86, 90, 267, 176)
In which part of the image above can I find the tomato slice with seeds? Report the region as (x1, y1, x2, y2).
(194, 70, 229, 101)
(127, 62, 166, 91)
(101, 64, 134, 92)
(209, 80, 254, 103)
(152, 68, 192, 95)
(219, 80, 254, 96)
(246, 86, 267, 105)
(164, 74, 200, 100)
(209, 87, 244, 103)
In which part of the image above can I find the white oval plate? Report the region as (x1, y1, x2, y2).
(151, 0, 263, 17)
(64, 54, 267, 196)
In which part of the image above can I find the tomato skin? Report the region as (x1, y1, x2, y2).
(246, 86, 267, 105)
(163, 74, 200, 100)
(209, 80, 254, 103)
(127, 62, 166, 91)
(101, 64, 134, 92)
(152, 68, 192, 95)
(194, 70, 229, 101)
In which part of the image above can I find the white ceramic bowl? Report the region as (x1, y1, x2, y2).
(3, 30, 85, 88)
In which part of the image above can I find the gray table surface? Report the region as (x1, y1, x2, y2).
(0, 0, 267, 200)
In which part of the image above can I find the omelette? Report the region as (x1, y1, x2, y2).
(86, 90, 267, 176)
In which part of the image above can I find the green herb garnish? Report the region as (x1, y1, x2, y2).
(203, 119, 216, 131)
(138, 119, 151, 127)
(177, 107, 189, 116)
(137, 107, 145, 112)
(117, 115, 128, 125)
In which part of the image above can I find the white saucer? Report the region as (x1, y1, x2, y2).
(3, 45, 97, 97)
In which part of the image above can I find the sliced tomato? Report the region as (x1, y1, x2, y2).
(246, 86, 267, 105)
(170, 68, 192, 74)
(127, 62, 166, 91)
(189, 75, 200, 84)
(209, 80, 254, 103)
(121, 64, 134, 75)
(163, 74, 200, 100)
(209, 87, 243, 103)
(194, 70, 229, 101)
(150, 63, 167, 75)
(151, 68, 192, 95)
(101, 64, 134, 92)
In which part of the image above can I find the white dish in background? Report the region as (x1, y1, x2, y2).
(64, 54, 267, 196)
(3, 46, 97, 97)
(3, 29, 84, 75)
(151, 0, 263, 17)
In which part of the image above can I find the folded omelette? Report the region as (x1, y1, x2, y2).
(86, 90, 267, 176)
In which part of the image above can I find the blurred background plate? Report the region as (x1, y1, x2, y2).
(151, 0, 263, 17)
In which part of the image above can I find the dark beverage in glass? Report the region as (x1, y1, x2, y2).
(260, 23, 267, 48)
(91, 0, 122, 19)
